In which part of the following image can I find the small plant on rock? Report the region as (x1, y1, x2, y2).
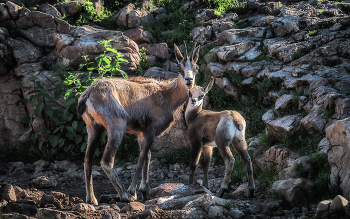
(308, 29, 318, 36)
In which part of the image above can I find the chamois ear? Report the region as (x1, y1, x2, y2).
(174, 44, 184, 64)
(191, 46, 201, 64)
(204, 77, 215, 94)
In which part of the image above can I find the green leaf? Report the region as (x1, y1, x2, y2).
(66, 98, 75, 107)
(44, 106, 54, 117)
(66, 126, 74, 133)
(106, 48, 118, 54)
(58, 138, 65, 148)
(29, 109, 36, 117)
(49, 135, 59, 147)
(35, 102, 44, 115)
(31, 133, 37, 142)
(72, 121, 78, 130)
(39, 141, 43, 150)
(54, 89, 63, 100)
(81, 142, 87, 152)
(11, 88, 20, 94)
(75, 135, 83, 144)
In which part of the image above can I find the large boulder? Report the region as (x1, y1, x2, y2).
(263, 112, 301, 140)
(326, 118, 350, 199)
(112, 3, 154, 28)
(272, 178, 316, 204)
(151, 116, 191, 157)
(55, 26, 140, 73)
(123, 26, 153, 45)
(0, 75, 31, 148)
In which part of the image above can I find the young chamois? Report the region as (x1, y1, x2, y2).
(77, 43, 201, 204)
(185, 78, 255, 198)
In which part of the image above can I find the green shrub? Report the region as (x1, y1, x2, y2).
(279, 128, 324, 156)
(61, 0, 113, 29)
(143, 0, 197, 49)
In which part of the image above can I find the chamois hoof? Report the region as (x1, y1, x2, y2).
(216, 187, 228, 198)
(247, 188, 255, 198)
(86, 196, 98, 205)
(139, 187, 150, 201)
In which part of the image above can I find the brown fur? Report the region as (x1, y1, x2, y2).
(185, 78, 255, 198)
(78, 44, 201, 204)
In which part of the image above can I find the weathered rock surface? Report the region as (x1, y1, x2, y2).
(326, 118, 350, 200)
(272, 178, 316, 204)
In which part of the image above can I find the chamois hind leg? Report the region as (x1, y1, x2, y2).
(202, 146, 213, 189)
(101, 118, 134, 202)
(84, 122, 103, 205)
(189, 141, 202, 185)
(215, 139, 234, 198)
(138, 132, 151, 200)
(128, 130, 154, 200)
(232, 138, 255, 198)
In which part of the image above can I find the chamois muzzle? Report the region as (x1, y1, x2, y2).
(185, 77, 193, 86)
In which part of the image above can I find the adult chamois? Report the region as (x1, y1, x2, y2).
(77, 43, 200, 204)
(185, 78, 255, 198)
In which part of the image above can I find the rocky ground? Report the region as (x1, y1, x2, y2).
(0, 159, 326, 219)
(2, 0, 350, 218)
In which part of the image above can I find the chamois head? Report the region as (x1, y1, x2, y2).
(174, 42, 201, 88)
(188, 77, 215, 107)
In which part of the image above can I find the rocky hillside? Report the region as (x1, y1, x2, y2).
(1, 0, 350, 218)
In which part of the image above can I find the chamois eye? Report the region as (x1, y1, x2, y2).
(198, 95, 204, 100)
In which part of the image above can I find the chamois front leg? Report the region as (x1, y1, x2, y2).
(84, 124, 103, 205)
(202, 146, 213, 189)
(233, 139, 255, 198)
(189, 141, 202, 185)
(101, 120, 134, 202)
(216, 140, 235, 198)
(128, 131, 154, 200)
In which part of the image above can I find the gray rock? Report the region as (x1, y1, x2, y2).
(102, 211, 121, 219)
(316, 200, 331, 217)
(123, 26, 153, 45)
(31, 176, 58, 189)
(228, 209, 245, 219)
(317, 137, 328, 154)
(330, 195, 348, 215)
(0, 184, 17, 202)
(275, 94, 293, 113)
(272, 178, 315, 204)
(143, 67, 178, 79)
(145, 43, 170, 59)
(38, 4, 61, 18)
(215, 77, 239, 100)
(278, 156, 311, 180)
(53, 160, 78, 173)
(265, 114, 301, 140)
(326, 118, 350, 199)
(208, 205, 228, 218)
(72, 203, 96, 212)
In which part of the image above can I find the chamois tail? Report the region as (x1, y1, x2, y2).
(77, 96, 88, 119)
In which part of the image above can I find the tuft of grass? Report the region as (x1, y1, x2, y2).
(293, 51, 305, 59)
(258, 132, 274, 148)
(224, 201, 233, 209)
(308, 29, 318, 36)
(70, 173, 79, 180)
(279, 128, 324, 156)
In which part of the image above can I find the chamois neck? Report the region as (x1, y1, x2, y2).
(166, 75, 188, 110)
(185, 101, 203, 125)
